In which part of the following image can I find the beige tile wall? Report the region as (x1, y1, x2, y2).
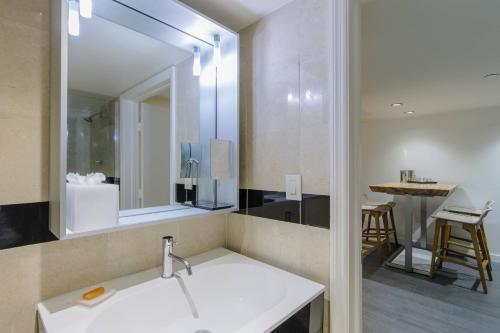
(226, 214, 330, 330)
(0, 0, 50, 205)
(233, 0, 332, 326)
(0, 214, 227, 333)
(239, 0, 331, 195)
(227, 214, 329, 298)
(236, 0, 331, 299)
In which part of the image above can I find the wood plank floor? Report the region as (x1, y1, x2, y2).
(363, 245, 500, 333)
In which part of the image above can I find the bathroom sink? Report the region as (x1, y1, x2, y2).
(38, 248, 324, 333)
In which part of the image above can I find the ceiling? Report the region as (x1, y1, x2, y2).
(362, 0, 500, 120)
(179, 0, 293, 31)
(68, 15, 191, 97)
(69, 0, 290, 97)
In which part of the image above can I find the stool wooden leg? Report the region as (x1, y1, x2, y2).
(438, 223, 445, 268)
(374, 213, 383, 263)
(477, 227, 493, 281)
(382, 212, 392, 255)
(365, 214, 373, 242)
(480, 223, 493, 278)
(430, 219, 443, 278)
(438, 223, 450, 269)
(389, 208, 399, 247)
(467, 224, 488, 294)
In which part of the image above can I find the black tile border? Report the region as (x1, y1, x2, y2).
(237, 189, 330, 229)
(246, 189, 300, 224)
(175, 183, 197, 205)
(301, 194, 330, 229)
(176, 183, 233, 210)
(0, 202, 58, 250)
(0, 188, 327, 251)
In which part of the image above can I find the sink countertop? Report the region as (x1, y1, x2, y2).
(38, 248, 325, 333)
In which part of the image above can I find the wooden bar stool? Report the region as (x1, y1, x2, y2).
(362, 203, 397, 263)
(443, 201, 495, 272)
(429, 207, 493, 293)
(364, 200, 399, 247)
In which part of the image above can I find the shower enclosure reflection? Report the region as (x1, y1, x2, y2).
(67, 91, 118, 183)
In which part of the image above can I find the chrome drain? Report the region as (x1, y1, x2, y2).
(194, 330, 211, 333)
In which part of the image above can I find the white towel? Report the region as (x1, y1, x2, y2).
(210, 139, 231, 180)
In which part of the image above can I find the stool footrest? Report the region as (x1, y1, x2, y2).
(449, 235, 473, 243)
(447, 240, 474, 251)
(439, 255, 479, 270)
(445, 248, 476, 259)
(362, 229, 395, 235)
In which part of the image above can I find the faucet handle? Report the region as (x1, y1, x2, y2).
(162, 235, 178, 245)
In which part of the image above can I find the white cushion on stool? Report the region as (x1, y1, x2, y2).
(432, 211, 481, 225)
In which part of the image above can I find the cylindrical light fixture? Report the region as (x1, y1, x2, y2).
(213, 34, 221, 68)
(80, 0, 93, 19)
(68, 0, 80, 36)
(193, 46, 201, 76)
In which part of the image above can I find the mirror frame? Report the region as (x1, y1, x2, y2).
(50, 0, 239, 239)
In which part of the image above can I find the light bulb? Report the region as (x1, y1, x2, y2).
(80, 0, 92, 18)
(68, 0, 80, 36)
(213, 34, 221, 68)
(193, 46, 201, 77)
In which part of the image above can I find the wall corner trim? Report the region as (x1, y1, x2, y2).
(330, 0, 362, 332)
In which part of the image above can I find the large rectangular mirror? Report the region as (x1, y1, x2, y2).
(50, 0, 239, 238)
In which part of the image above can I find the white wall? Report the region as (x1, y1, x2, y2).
(141, 101, 170, 207)
(362, 107, 500, 258)
(175, 57, 200, 184)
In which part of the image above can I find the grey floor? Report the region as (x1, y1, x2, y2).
(363, 245, 500, 333)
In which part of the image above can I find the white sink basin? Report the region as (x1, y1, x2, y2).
(38, 248, 324, 333)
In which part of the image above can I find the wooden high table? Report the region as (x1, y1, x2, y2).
(369, 182, 458, 274)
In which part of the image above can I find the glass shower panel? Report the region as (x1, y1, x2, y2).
(67, 91, 117, 182)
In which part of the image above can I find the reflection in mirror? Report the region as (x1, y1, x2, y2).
(180, 143, 202, 205)
(67, 91, 116, 179)
(47, 0, 239, 239)
(65, 1, 215, 233)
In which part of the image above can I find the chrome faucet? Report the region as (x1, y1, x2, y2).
(184, 158, 200, 206)
(162, 236, 193, 279)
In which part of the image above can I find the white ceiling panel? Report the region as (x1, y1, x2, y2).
(362, 0, 500, 119)
(68, 15, 191, 97)
(179, 0, 294, 31)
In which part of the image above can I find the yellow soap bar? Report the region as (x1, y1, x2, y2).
(82, 287, 105, 300)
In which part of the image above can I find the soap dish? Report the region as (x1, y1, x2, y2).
(77, 289, 116, 307)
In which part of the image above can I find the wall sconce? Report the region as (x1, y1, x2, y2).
(80, 0, 93, 19)
(68, 0, 80, 36)
(68, 0, 93, 37)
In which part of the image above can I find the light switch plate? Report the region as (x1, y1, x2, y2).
(184, 178, 193, 190)
(286, 174, 302, 201)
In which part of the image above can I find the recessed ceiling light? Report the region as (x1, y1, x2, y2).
(404, 111, 415, 115)
(484, 73, 500, 79)
(391, 102, 403, 107)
